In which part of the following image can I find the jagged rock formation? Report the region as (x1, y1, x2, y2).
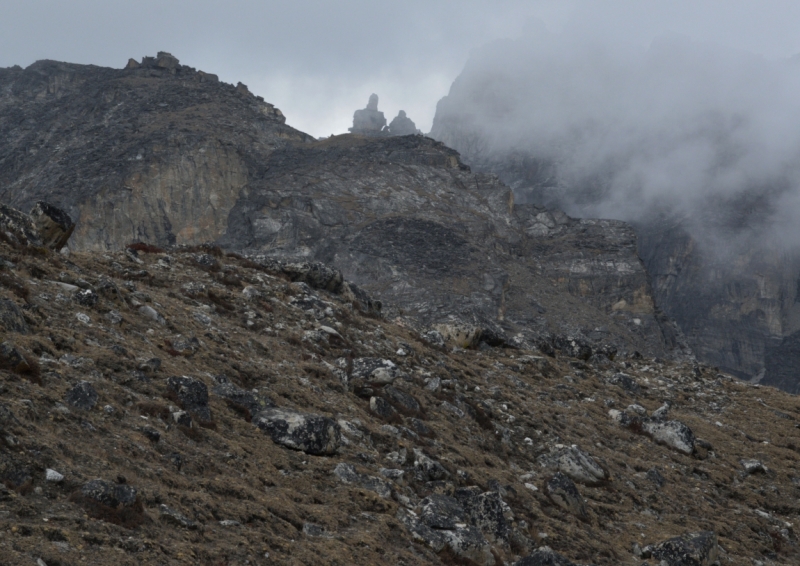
(428, 41, 800, 392)
(388, 110, 421, 135)
(0, 53, 312, 251)
(1, 229, 798, 565)
(349, 93, 387, 134)
(0, 56, 686, 359)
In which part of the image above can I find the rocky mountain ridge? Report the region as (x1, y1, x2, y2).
(1, 54, 685, 362)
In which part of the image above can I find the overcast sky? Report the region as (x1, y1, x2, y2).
(3, 1, 800, 137)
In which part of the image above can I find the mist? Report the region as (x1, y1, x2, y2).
(431, 27, 800, 255)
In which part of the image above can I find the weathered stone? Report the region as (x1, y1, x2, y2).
(74, 288, 98, 307)
(352, 358, 399, 385)
(333, 463, 392, 498)
(0, 342, 30, 373)
(397, 508, 494, 566)
(456, 489, 513, 544)
(45, 469, 64, 483)
(741, 459, 768, 474)
(381, 386, 421, 416)
(254, 408, 340, 455)
(650, 531, 719, 566)
(641, 419, 695, 455)
(545, 472, 588, 520)
(420, 494, 467, 529)
(159, 504, 197, 529)
(413, 448, 449, 481)
(0, 203, 41, 248)
(647, 467, 666, 488)
(166, 376, 211, 421)
(538, 445, 608, 486)
(80, 479, 137, 507)
(64, 381, 98, 411)
(212, 376, 275, 419)
(0, 299, 28, 334)
(369, 396, 398, 420)
(29, 202, 74, 250)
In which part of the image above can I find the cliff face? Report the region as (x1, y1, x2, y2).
(0, 55, 311, 251)
(0, 57, 685, 360)
(428, 46, 800, 392)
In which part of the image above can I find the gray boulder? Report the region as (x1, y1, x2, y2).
(212, 376, 275, 420)
(349, 93, 387, 134)
(538, 445, 608, 486)
(254, 408, 340, 455)
(388, 110, 420, 136)
(0, 203, 40, 247)
(545, 472, 588, 520)
(333, 462, 392, 498)
(65, 381, 98, 411)
(650, 531, 719, 566)
(29, 201, 74, 251)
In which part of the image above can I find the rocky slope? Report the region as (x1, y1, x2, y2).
(0, 55, 684, 361)
(1, 231, 800, 565)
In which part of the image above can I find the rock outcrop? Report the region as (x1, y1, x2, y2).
(388, 110, 421, 135)
(349, 93, 387, 134)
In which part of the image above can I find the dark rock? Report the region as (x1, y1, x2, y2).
(0, 298, 29, 334)
(0, 203, 41, 248)
(457, 489, 513, 544)
(65, 381, 98, 411)
(141, 427, 160, 442)
(408, 417, 434, 437)
(0, 341, 30, 373)
(254, 408, 340, 455)
(369, 396, 398, 420)
(413, 448, 449, 481)
(74, 288, 98, 306)
(545, 472, 588, 520)
(650, 531, 719, 566)
(29, 202, 74, 250)
(80, 478, 136, 507)
(381, 386, 421, 416)
(397, 507, 494, 566)
(138, 358, 161, 374)
(165, 376, 211, 422)
(646, 467, 666, 488)
(420, 494, 467, 529)
(171, 410, 192, 427)
(514, 547, 579, 566)
(553, 335, 592, 361)
(608, 373, 641, 394)
(211, 376, 275, 419)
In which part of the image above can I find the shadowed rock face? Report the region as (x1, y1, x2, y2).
(1, 56, 683, 358)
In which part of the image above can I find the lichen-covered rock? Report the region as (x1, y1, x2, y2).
(457, 489, 513, 544)
(545, 472, 588, 520)
(369, 396, 398, 420)
(397, 507, 494, 566)
(538, 445, 608, 486)
(351, 358, 399, 385)
(650, 531, 719, 566)
(166, 376, 211, 422)
(0, 203, 41, 248)
(420, 494, 467, 529)
(29, 201, 74, 251)
(72, 479, 146, 527)
(64, 381, 98, 411)
(381, 386, 421, 416)
(641, 419, 695, 455)
(0, 299, 29, 334)
(158, 504, 197, 529)
(255, 408, 340, 455)
(413, 448, 449, 481)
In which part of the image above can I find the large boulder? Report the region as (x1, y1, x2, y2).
(71, 479, 146, 527)
(650, 531, 719, 566)
(254, 408, 340, 455)
(29, 201, 74, 250)
(349, 93, 387, 135)
(0, 204, 40, 247)
(166, 376, 212, 422)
